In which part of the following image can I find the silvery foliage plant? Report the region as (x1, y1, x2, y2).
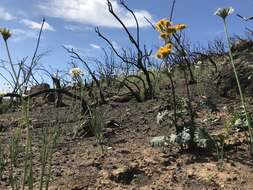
(151, 127, 214, 149)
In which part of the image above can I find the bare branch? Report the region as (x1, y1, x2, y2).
(106, 0, 141, 54)
(169, 0, 176, 21)
(95, 27, 133, 65)
(144, 16, 155, 30)
(120, 0, 140, 47)
(237, 14, 253, 21)
(22, 18, 45, 89)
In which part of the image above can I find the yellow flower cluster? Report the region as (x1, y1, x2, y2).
(155, 19, 187, 59)
(156, 43, 173, 59)
(156, 19, 172, 32)
(156, 19, 187, 40)
(175, 24, 187, 30)
(0, 28, 11, 41)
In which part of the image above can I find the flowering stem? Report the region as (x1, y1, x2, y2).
(4, 40, 20, 94)
(223, 19, 253, 153)
(168, 72, 178, 128)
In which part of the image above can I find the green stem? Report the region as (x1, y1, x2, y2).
(45, 131, 58, 190)
(39, 128, 48, 190)
(27, 127, 33, 190)
(4, 40, 20, 94)
(223, 19, 253, 152)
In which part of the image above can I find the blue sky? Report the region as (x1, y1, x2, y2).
(0, 0, 252, 91)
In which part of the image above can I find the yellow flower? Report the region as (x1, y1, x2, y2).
(175, 24, 187, 30)
(164, 43, 173, 50)
(156, 19, 187, 36)
(156, 19, 172, 33)
(160, 32, 172, 40)
(166, 26, 177, 34)
(156, 43, 173, 59)
(0, 28, 11, 41)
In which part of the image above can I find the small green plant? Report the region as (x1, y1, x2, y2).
(21, 99, 33, 190)
(212, 112, 238, 164)
(9, 129, 22, 167)
(39, 126, 58, 190)
(0, 142, 6, 180)
(0, 101, 10, 114)
(213, 108, 252, 163)
(88, 106, 104, 154)
(151, 127, 215, 150)
(8, 128, 23, 190)
(0, 92, 10, 114)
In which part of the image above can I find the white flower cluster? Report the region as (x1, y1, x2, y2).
(214, 7, 234, 19)
(69, 67, 83, 78)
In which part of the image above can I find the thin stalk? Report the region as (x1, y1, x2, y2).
(22, 97, 33, 190)
(223, 19, 253, 153)
(166, 71, 178, 130)
(4, 41, 20, 94)
(22, 130, 29, 190)
(39, 128, 48, 190)
(45, 130, 58, 190)
(182, 68, 194, 124)
(9, 139, 15, 190)
(27, 127, 33, 190)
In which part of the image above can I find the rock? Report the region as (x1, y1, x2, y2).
(105, 119, 120, 128)
(73, 120, 94, 138)
(48, 186, 59, 190)
(103, 127, 115, 138)
(109, 164, 141, 185)
(110, 93, 132, 103)
(29, 83, 50, 95)
(45, 93, 56, 103)
(147, 105, 161, 113)
(99, 169, 110, 179)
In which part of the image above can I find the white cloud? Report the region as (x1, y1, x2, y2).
(20, 19, 55, 31)
(0, 7, 15, 20)
(63, 44, 101, 57)
(38, 0, 153, 28)
(10, 29, 38, 42)
(90, 44, 101, 49)
(63, 44, 87, 54)
(63, 44, 79, 50)
(64, 24, 92, 32)
(112, 41, 120, 49)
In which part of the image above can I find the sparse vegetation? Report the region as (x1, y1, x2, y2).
(0, 1, 253, 189)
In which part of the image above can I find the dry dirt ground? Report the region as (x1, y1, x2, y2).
(1, 42, 253, 189)
(1, 93, 253, 190)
